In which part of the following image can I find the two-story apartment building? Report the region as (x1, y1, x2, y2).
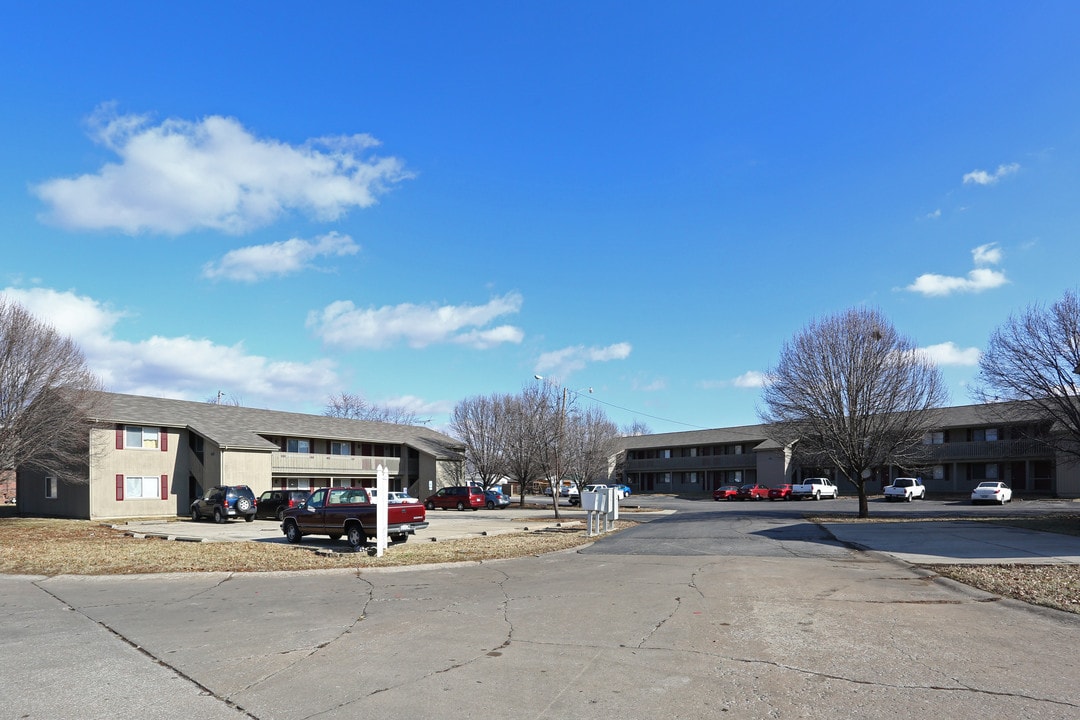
(615, 403, 1079, 498)
(16, 392, 465, 520)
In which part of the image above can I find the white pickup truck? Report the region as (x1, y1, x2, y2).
(883, 477, 926, 502)
(791, 477, 839, 500)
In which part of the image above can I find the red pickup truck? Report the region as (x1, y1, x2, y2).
(280, 487, 429, 550)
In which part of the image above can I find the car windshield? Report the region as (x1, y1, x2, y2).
(977, 482, 999, 488)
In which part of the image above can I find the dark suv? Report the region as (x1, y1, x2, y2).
(191, 485, 257, 523)
(256, 490, 310, 520)
(425, 486, 485, 511)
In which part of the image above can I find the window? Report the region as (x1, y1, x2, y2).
(930, 432, 945, 445)
(125, 426, 159, 449)
(933, 465, 944, 480)
(286, 438, 311, 453)
(734, 445, 742, 455)
(330, 441, 351, 455)
(661, 449, 671, 459)
(986, 463, 999, 479)
(986, 428, 998, 441)
(124, 476, 160, 499)
(45, 476, 57, 499)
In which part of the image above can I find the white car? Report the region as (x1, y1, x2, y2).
(387, 491, 419, 504)
(883, 477, 926, 502)
(971, 481, 1012, 505)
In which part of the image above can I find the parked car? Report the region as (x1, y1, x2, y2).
(737, 483, 770, 501)
(387, 491, 420, 504)
(256, 490, 309, 520)
(971, 481, 1013, 505)
(883, 477, 926, 502)
(191, 485, 257, 523)
(281, 486, 428, 548)
(791, 477, 840, 500)
(484, 489, 511, 509)
(615, 484, 632, 496)
(426, 486, 486, 511)
(768, 484, 792, 500)
(713, 485, 740, 501)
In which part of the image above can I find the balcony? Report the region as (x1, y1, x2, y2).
(626, 454, 754, 472)
(271, 452, 400, 477)
(925, 439, 1052, 461)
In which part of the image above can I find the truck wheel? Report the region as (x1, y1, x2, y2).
(906, 493, 913, 502)
(284, 521, 302, 544)
(813, 492, 820, 501)
(276, 507, 285, 521)
(347, 525, 365, 549)
(190, 507, 200, 522)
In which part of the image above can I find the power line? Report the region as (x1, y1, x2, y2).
(566, 388, 710, 430)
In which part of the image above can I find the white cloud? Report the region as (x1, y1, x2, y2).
(535, 342, 633, 377)
(917, 341, 981, 367)
(962, 163, 1019, 186)
(308, 292, 525, 350)
(202, 232, 360, 282)
(2, 286, 341, 405)
(733, 371, 768, 388)
(699, 371, 769, 389)
(34, 105, 411, 234)
(924, 209, 942, 220)
(906, 243, 1008, 297)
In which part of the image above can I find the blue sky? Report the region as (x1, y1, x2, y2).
(3, 2, 1079, 434)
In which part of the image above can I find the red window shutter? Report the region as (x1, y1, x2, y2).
(116, 426, 124, 450)
(160, 475, 168, 500)
(116, 474, 124, 501)
(160, 429, 168, 452)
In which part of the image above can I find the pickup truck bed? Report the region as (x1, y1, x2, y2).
(281, 487, 429, 549)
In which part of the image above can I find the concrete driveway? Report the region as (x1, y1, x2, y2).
(4, 500, 1079, 719)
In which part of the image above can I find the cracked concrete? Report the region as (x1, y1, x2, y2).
(2, 508, 1080, 719)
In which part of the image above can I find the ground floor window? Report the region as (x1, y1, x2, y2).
(45, 476, 57, 499)
(124, 476, 160, 499)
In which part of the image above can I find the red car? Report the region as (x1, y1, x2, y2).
(768, 484, 793, 500)
(713, 485, 739, 501)
(736, 483, 770, 500)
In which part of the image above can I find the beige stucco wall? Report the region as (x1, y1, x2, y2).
(1055, 454, 1080, 498)
(218, 448, 273, 494)
(88, 426, 191, 519)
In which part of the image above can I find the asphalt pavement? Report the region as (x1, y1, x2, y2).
(3, 498, 1080, 719)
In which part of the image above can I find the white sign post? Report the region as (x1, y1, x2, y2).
(375, 464, 389, 557)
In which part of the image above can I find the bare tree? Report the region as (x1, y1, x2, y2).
(563, 404, 620, 493)
(0, 299, 104, 482)
(973, 289, 1080, 462)
(325, 391, 428, 425)
(449, 393, 508, 491)
(501, 383, 559, 511)
(759, 307, 948, 518)
(620, 419, 652, 437)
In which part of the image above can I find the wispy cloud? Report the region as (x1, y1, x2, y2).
(917, 341, 981, 366)
(308, 292, 525, 350)
(962, 163, 1019, 186)
(535, 342, 632, 377)
(906, 243, 1008, 297)
(699, 371, 769, 390)
(1, 286, 341, 404)
(202, 232, 359, 282)
(33, 104, 410, 234)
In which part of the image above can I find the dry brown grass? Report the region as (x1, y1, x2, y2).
(0, 518, 633, 576)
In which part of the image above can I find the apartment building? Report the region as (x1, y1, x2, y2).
(16, 392, 465, 520)
(616, 403, 1079, 498)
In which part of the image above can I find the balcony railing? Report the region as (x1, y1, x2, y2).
(270, 452, 400, 476)
(925, 439, 1051, 461)
(626, 454, 754, 472)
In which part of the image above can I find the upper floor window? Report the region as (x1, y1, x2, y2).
(985, 428, 998, 441)
(330, 441, 351, 455)
(286, 438, 311, 454)
(125, 426, 159, 450)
